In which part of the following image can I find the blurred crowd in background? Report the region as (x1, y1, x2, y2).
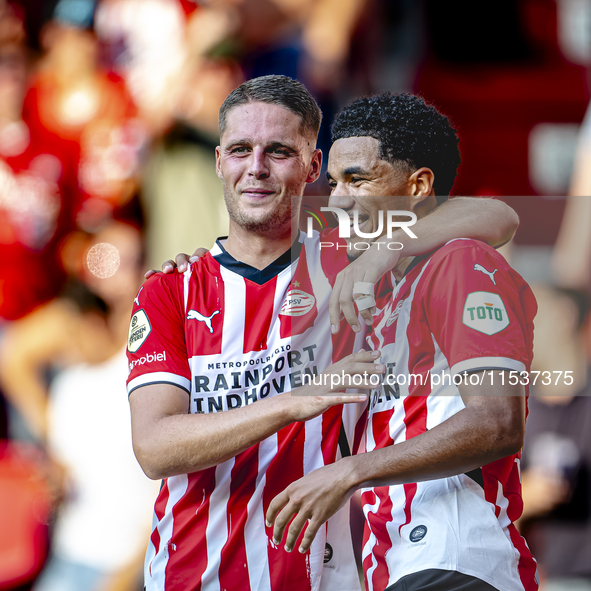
(1, 0, 591, 590)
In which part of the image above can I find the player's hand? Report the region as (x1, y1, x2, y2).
(329, 245, 400, 333)
(144, 248, 209, 279)
(265, 460, 355, 554)
(288, 350, 383, 423)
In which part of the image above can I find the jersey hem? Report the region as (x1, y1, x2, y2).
(451, 357, 526, 376)
(127, 372, 191, 396)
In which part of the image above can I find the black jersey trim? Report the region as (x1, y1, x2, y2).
(403, 250, 437, 278)
(464, 467, 485, 489)
(213, 233, 303, 285)
(127, 380, 191, 397)
(338, 420, 351, 458)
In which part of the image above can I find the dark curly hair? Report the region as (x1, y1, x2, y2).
(331, 93, 460, 200)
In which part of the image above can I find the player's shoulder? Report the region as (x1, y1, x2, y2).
(427, 238, 511, 272)
(142, 268, 184, 294)
(435, 238, 500, 258)
(143, 253, 216, 292)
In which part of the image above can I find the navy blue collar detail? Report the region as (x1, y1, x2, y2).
(213, 234, 303, 285)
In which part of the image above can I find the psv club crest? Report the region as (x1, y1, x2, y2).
(280, 289, 315, 317)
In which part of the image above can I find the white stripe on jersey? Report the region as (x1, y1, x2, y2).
(244, 435, 277, 591)
(203, 459, 235, 590)
(360, 492, 380, 590)
(183, 266, 191, 314)
(147, 475, 189, 591)
(305, 416, 326, 591)
(218, 265, 247, 358)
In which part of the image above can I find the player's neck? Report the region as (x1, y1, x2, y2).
(224, 223, 297, 270)
(392, 256, 414, 281)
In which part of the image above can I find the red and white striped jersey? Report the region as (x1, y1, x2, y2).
(362, 239, 538, 591)
(126, 231, 366, 591)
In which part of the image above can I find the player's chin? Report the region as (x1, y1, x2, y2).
(345, 238, 373, 261)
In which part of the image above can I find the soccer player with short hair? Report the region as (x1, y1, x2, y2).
(128, 78, 523, 591)
(267, 93, 539, 591)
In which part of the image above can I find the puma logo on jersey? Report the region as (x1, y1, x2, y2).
(473, 264, 498, 285)
(386, 299, 405, 327)
(134, 287, 143, 306)
(187, 309, 220, 333)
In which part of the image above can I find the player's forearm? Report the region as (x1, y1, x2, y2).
(133, 393, 296, 479)
(397, 197, 518, 256)
(346, 197, 519, 283)
(132, 353, 377, 479)
(343, 402, 523, 492)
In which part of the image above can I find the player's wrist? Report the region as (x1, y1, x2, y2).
(279, 389, 312, 424)
(339, 455, 366, 494)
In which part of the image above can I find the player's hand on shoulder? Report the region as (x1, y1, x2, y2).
(288, 350, 383, 422)
(144, 248, 209, 279)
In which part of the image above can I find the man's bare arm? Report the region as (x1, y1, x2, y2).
(398, 196, 518, 255)
(266, 372, 525, 553)
(130, 351, 382, 479)
(331, 197, 519, 332)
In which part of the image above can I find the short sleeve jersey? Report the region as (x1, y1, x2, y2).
(363, 239, 539, 591)
(126, 231, 367, 591)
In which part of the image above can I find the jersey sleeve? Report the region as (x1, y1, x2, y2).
(421, 240, 537, 376)
(126, 272, 191, 396)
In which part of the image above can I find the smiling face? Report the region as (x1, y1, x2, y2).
(327, 136, 411, 257)
(216, 101, 321, 238)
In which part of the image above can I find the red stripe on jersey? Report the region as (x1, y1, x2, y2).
(508, 523, 539, 591)
(164, 469, 216, 590)
(186, 256, 225, 356)
(397, 396, 428, 534)
(150, 481, 169, 571)
(368, 488, 395, 591)
(353, 405, 368, 455)
(331, 326, 358, 368)
(361, 489, 383, 591)
(263, 423, 310, 591)
(219, 446, 260, 589)
(279, 244, 318, 339)
(321, 406, 342, 465)
(482, 465, 503, 519)
(243, 278, 277, 353)
(395, 290, 430, 537)
(368, 410, 395, 591)
(361, 489, 375, 577)
(482, 458, 537, 589)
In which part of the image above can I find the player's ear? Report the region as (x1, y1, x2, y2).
(408, 167, 435, 201)
(215, 146, 223, 180)
(306, 149, 323, 184)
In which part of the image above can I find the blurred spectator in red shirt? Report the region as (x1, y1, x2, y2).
(22, 0, 146, 232)
(0, 2, 78, 323)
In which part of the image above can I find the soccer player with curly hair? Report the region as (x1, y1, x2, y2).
(267, 92, 539, 591)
